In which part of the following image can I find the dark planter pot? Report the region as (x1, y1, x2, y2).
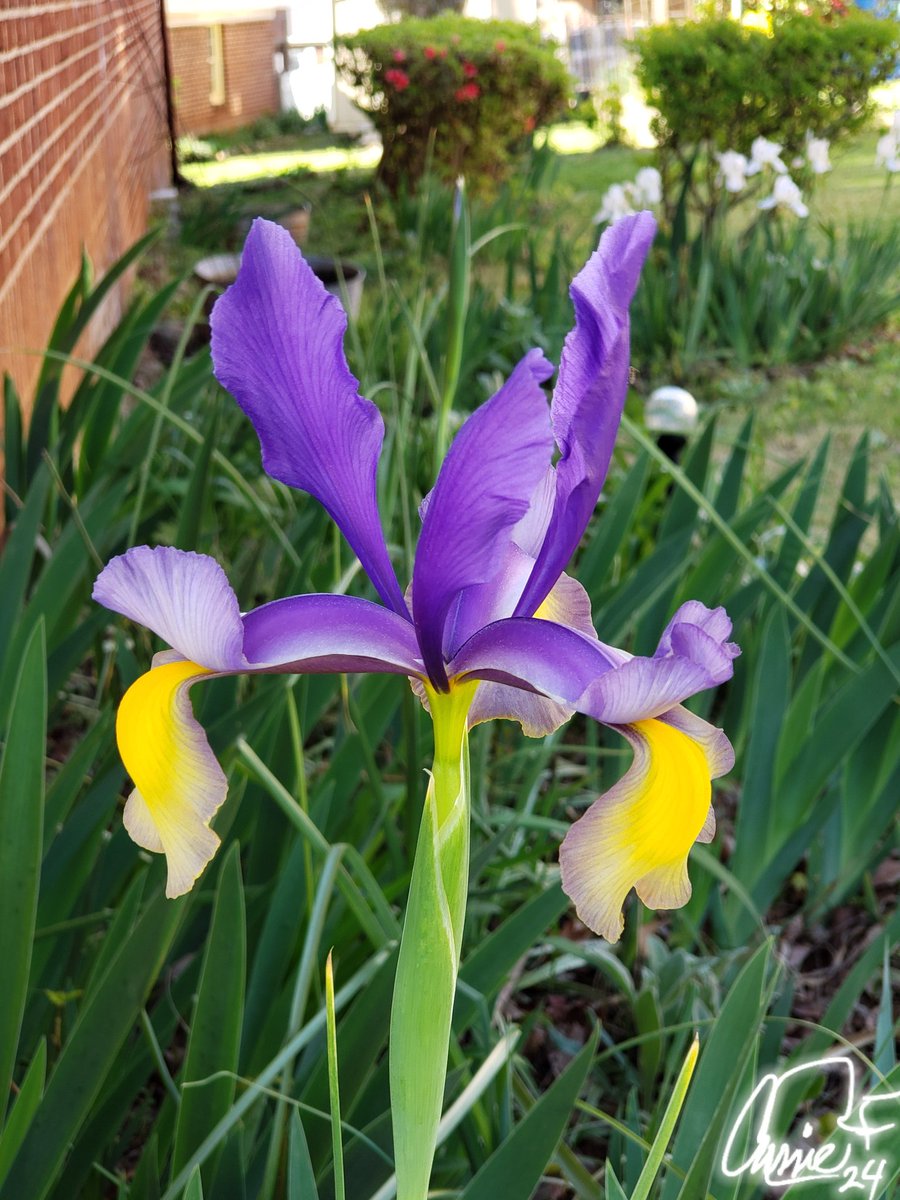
(193, 252, 365, 319)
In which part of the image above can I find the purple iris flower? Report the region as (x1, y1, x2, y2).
(93, 215, 738, 941)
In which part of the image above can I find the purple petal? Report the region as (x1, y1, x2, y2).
(654, 601, 738, 659)
(93, 547, 246, 671)
(510, 468, 556, 557)
(514, 214, 656, 618)
(210, 219, 406, 615)
(578, 655, 722, 724)
(412, 349, 554, 687)
(445, 543, 534, 661)
(242, 593, 424, 676)
(467, 570, 599, 736)
(470, 686, 572, 738)
(450, 600, 737, 723)
(449, 616, 617, 699)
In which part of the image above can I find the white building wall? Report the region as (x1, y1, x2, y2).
(286, 0, 384, 131)
(285, 0, 614, 132)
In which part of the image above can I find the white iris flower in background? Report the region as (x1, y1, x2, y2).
(758, 174, 809, 218)
(746, 136, 788, 176)
(716, 150, 750, 193)
(875, 113, 899, 172)
(633, 166, 663, 206)
(594, 182, 637, 225)
(806, 134, 831, 175)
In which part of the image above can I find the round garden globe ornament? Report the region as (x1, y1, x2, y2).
(94, 214, 738, 1200)
(646, 385, 699, 436)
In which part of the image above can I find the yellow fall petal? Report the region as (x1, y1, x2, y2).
(559, 717, 713, 942)
(117, 660, 225, 898)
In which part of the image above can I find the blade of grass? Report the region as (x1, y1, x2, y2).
(171, 845, 246, 1182)
(0, 1040, 46, 1187)
(458, 1027, 599, 1200)
(287, 1112, 319, 1200)
(159, 946, 392, 1200)
(630, 1036, 699, 1200)
(0, 621, 46, 1124)
(768, 495, 899, 684)
(326, 951, 346, 1200)
(620, 414, 859, 672)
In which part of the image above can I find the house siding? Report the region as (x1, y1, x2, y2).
(169, 17, 283, 135)
(0, 0, 170, 412)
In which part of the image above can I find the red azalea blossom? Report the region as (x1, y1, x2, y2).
(392, 48, 406, 62)
(455, 82, 480, 102)
(462, 61, 478, 78)
(385, 68, 410, 91)
(495, 40, 506, 53)
(423, 45, 437, 60)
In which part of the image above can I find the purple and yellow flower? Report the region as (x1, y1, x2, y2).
(93, 215, 738, 941)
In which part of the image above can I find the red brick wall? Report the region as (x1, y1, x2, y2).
(0, 0, 170, 415)
(169, 18, 281, 136)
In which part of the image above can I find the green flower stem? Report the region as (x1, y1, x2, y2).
(436, 180, 470, 467)
(390, 681, 478, 1200)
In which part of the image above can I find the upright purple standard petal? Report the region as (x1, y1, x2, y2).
(412, 349, 554, 689)
(515, 213, 656, 618)
(210, 218, 407, 616)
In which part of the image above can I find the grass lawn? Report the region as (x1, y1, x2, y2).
(182, 140, 382, 186)
(707, 329, 899, 517)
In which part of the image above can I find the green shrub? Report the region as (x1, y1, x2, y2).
(336, 15, 570, 192)
(596, 80, 626, 146)
(177, 134, 216, 164)
(635, 9, 898, 160)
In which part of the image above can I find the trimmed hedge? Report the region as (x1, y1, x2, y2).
(336, 15, 570, 192)
(635, 9, 899, 159)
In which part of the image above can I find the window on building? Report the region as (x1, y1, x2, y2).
(209, 24, 226, 106)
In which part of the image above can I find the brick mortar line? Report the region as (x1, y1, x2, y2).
(0, 2, 117, 20)
(0, 75, 145, 310)
(0, 16, 104, 67)
(0, 52, 109, 162)
(0, 33, 112, 114)
(0, 58, 123, 210)
(0, 66, 136, 268)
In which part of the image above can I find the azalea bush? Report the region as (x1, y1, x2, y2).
(336, 15, 569, 192)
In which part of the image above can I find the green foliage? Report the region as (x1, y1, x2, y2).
(177, 135, 217, 165)
(0, 183, 896, 1199)
(631, 213, 900, 374)
(336, 16, 570, 192)
(385, 0, 465, 15)
(596, 82, 626, 147)
(635, 10, 898, 159)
